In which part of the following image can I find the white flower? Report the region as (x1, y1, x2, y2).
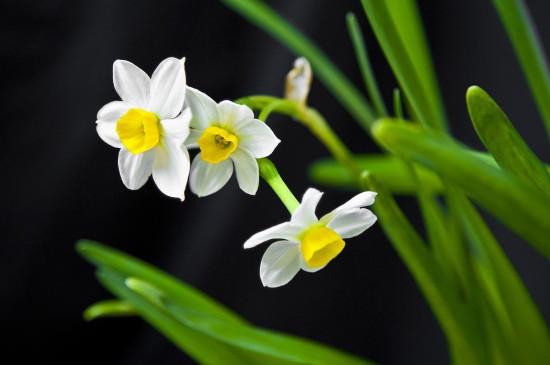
(96, 57, 191, 200)
(284, 57, 312, 107)
(244, 188, 377, 288)
(183, 87, 280, 197)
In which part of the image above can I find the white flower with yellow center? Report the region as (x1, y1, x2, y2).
(96, 57, 191, 200)
(244, 188, 377, 288)
(184, 87, 280, 196)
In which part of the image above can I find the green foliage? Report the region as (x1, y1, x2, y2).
(372, 120, 550, 259)
(492, 0, 550, 138)
(467, 86, 550, 193)
(309, 153, 443, 194)
(77, 241, 375, 365)
(361, 0, 447, 132)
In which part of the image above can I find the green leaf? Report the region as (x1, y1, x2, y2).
(96, 268, 247, 365)
(219, 0, 376, 132)
(372, 119, 550, 259)
(362, 174, 490, 363)
(449, 191, 550, 364)
(83, 300, 137, 321)
(466, 86, 550, 193)
(82, 244, 375, 365)
(77, 240, 246, 325)
(346, 13, 388, 117)
(492, 0, 550, 138)
(361, 0, 447, 132)
(308, 154, 444, 194)
(161, 300, 374, 365)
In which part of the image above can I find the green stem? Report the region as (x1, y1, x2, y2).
(244, 96, 361, 178)
(257, 158, 300, 214)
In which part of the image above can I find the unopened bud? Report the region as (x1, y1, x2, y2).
(284, 57, 312, 107)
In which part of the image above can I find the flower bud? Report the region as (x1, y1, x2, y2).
(284, 57, 312, 107)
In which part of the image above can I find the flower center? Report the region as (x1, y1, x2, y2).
(300, 226, 345, 268)
(198, 126, 239, 164)
(116, 108, 160, 154)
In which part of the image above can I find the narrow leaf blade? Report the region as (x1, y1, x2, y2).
(492, 0, 550, 138)
(372, 120, 550, 259)
(466, 85, 550, 193)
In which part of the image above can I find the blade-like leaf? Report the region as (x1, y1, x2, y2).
(219, 0, 376, 132)
(385, 0, 445, 125)
(361, 0, 447, 132)
(450, 191, 550, 364)
(308, 154, 443, 194)
(372, 120, 550, 259)
(162, 300, 374, 365)
(466, 86, 550, 193)
(83, 300, 137, 321)
(96, 268, 247, 365)
(362, 174, 488, 363)
(77, 240, 246, 325)
(346, 12, 388, 117)
(83, 244, 375, 365)
(492, 0, 550, 138)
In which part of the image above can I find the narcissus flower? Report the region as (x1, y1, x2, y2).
(96, 57, 191, 200)
(244, 188, 377, 288)
(184, 87, 280, 197)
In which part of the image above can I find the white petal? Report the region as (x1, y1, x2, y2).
(243, 222, 301, 249)
(113, 60, 150, 107)
(150, 57, 187, 120)
(96, 121, 122, 148)
(152, 138, 190, 200)
(326, 208, 377, 239)
(97, 101, 130, 122)
(184, 87, 218, 130)
(189, 153, 233, 197)
(237, 119, 280, 158)
(320, 191, 377, 224)
(290, 188, 323, 227)
(184, 129, 202, 149)
(217, 100, 254, 132)
(260, 241, 302, 288)
(118, 148, 155, 190)
(160, 108, 192, 143)
(230, 148, 259, 195)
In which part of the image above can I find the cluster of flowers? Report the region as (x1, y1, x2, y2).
(95, 57, 376, 287)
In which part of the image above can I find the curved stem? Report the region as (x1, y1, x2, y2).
(246, 96, 361, 179)
(257, 158, 300, 214)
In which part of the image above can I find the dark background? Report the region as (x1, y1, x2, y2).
(2, 0, 550, 364)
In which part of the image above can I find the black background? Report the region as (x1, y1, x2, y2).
(2, 0, 550, 364)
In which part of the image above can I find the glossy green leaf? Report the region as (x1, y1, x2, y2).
(83, 300, 137, 321)
(466, 86, 550, 193)
(372, 120, 550, 259)
(361, 0, 447, 132)
(308, 154, 443, 194)
(346, 12, 388, 117)
(161, 300, 374, 365)
(77, 240, 246, 325)
(124, 274, 374, 365)
(492, 0, 550, 138)
(219, 0, 376, 132)
(82, 244, 375, 365)
(450, 191, 550, 364)
(361, 174, 487, 363)
(96, 268, 247, 365)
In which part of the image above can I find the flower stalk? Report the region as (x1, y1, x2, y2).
(241, 96, 361, 178)
(257, 158, 300, 214)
